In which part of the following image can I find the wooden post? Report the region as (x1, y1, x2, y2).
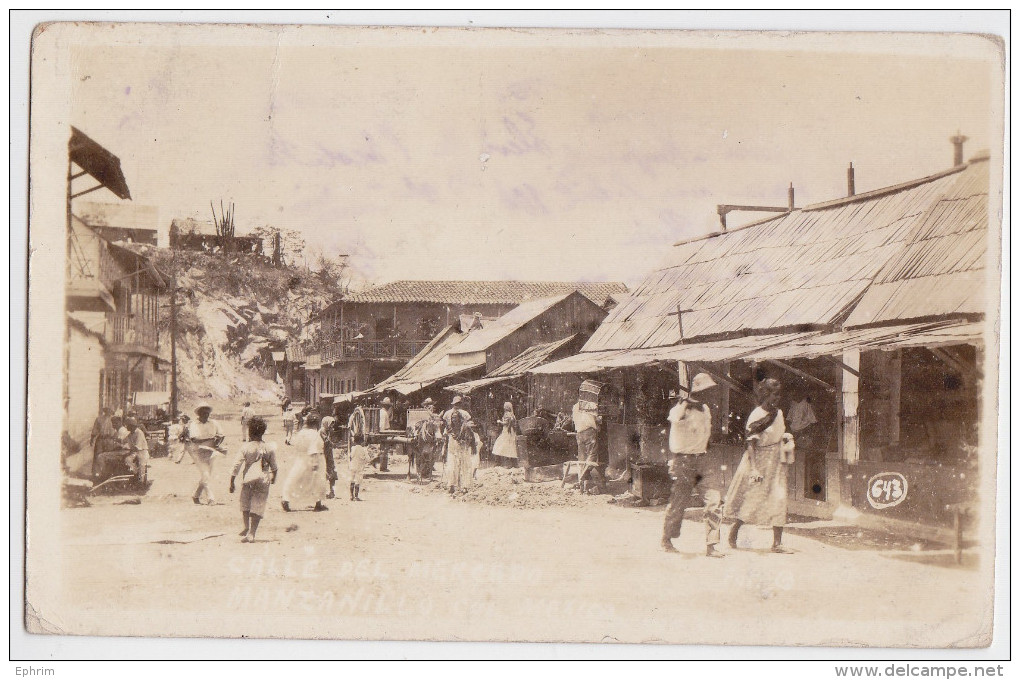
(720, 361, 731, 436)
(841, 349, 861, 465)
(888, 350, 901, 445)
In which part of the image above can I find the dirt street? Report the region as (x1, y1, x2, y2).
(56, 412, 990, 646)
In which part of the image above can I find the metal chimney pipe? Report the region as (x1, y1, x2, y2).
(787, 183, 795, 211)
(847, 162, 856, 196)
(950, 132, 968, 166)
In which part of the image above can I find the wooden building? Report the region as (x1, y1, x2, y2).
(64, 128, 168, 475)
(303, 280, 625, 405)
(532, 145, 994, 540)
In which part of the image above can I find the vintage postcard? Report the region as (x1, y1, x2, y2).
(24, 20, 1005, 650)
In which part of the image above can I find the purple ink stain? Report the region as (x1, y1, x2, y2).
(125, 86, 131, 95)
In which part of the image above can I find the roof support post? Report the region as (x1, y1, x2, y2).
(840, 349, 861, 466)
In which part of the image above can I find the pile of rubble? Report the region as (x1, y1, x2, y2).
(410, 466, 610, 510)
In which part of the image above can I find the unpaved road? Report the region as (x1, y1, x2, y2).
(53, 414, 991, 647)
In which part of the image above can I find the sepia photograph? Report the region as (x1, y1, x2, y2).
(17, 12, 1008, 663)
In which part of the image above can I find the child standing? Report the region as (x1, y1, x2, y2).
(229, 417, 279, 543)
(282, 405, 296, 445)
(348, 443, 374, 501)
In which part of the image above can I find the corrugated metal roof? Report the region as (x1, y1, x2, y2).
(449, 294, 570, 355)
(488, 334, 577, 377)
(585, 159, 990, 351)
(531, 333, 811, 374)
(741, 321, 982, 361)
(444, 335, 578, 393)
(372, 326, 468, 391)
(533, 320, 984, 375)
(341, 280, 627, 307)
(845, 161, 990, 327)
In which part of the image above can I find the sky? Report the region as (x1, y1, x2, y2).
(67, 29, 1001, 288)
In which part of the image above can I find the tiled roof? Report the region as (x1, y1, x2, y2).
(341, 280, 627, 307)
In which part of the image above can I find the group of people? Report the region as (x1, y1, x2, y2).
(89, 408, 152, 483)
(660, 374, 798, 558)
(160, 401, 380, 543)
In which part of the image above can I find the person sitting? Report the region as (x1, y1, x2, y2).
(121, 416, 150, 482)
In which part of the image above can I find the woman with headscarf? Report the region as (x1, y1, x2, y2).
(491, 402, 520, 466)
(442, 396, 476, 495)
(724, 378, 796, 553)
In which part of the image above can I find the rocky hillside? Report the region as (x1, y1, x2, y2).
(136, 248, 340, 403)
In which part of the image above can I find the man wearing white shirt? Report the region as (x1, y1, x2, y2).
(662, 373, 724, 558)
(185, 403, 225, 505)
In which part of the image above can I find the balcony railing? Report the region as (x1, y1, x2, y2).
(105, 313, 158, 351)
(320, 338, 429, 363)
(66, 225, 122, 308)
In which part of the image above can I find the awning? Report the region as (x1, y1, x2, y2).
(132, 391, 169, 406)
(69, 127, 132, 200)
(372, 360, 484, 397)
(445, 375, 518, 395)
(334, 391, 366, 403)
(444, 335, 578, 394)
(532, 322, 985, 375)
(742, 321, 984, 360)
(529, 333, 810, 374)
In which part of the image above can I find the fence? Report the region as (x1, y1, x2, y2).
(320, 339, 429, 363)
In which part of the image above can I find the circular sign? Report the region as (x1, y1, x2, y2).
(866, 471, 909, 509)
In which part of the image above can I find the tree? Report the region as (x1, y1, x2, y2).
(314, 253, 350, 296)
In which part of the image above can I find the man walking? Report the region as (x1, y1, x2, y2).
(240, 401, 255, 442)
(572, 398, 605, 495)
(661, 373, 725, 558)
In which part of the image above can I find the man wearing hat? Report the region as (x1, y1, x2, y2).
(661, 372, 725, 557)
(185, 402, 225, 505)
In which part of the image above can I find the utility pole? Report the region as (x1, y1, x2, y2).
(169, 248, 180, 417)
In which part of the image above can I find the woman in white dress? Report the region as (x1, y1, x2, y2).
(724, 378, 795, 553)
(281, 413, 329, 512)
(491, 402, 519, 465)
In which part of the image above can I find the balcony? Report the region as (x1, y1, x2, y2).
(321, 338, 429, 363)
(105, 313, 159, 355)
(66, 221, 122, 312)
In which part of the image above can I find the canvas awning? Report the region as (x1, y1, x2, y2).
(445, 375, 518, 395)
(132, 391, 170, 406)
(371, 360, 485, 397)
(444, 335, 578, 394)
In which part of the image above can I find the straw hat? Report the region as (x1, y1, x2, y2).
(422, 397, 434, 406)
(382, 397, 392, 406)
(451, 396, 463, 405)
(194, 402, 213, 414)
(690, 373, 717, 394)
